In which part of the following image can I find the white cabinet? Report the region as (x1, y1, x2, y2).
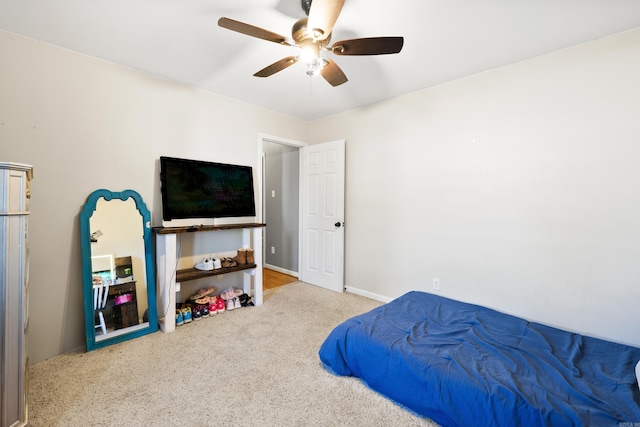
(154, 223, 265, 332)
(0, 162, 32, 427)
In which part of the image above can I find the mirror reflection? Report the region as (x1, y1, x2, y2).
(90, 198, 149, 339)
(81, 189, 158, 351)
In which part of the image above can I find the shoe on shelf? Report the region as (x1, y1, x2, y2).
(221, 257, 237, 268)
(216, 296, 225, 313)
(235, 248, 247, 265)
(213, 258, 222, 269)
(246, 248, 255, 264)
(194, 257, 214, 271)
(190, 286, 216, 301)
(239, 293, 252, 307)
(221, 287, 244, 300)
(192, 305, 202, 321)
(181, 306, 192, 324)
(208, 299, 218, 315)
(220, 287, 233, 300)
(226, 298, 235, 311)
(200, 304, 210, 318)
(176, 309, 184, 326)
(234, 297, 242, 309)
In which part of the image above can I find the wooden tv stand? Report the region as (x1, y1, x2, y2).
(153, 223, 265, 332)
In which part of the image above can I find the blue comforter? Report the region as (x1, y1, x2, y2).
(319, 291, 640, 426)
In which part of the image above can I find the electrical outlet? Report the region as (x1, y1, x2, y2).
(271, 246, 275, 254)
(433, 278, 440, 291)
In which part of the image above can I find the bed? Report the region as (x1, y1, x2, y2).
(319, 291, 640, 426)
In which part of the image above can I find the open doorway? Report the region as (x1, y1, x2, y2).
(259, 134, 305, 289)
(259, 134, 346, 293)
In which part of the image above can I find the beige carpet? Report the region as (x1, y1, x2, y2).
(28, 282, 439, 427)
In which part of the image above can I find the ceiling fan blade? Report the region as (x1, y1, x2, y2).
(307, 0, 345, 40)
(218, 17, 291, 46)
(330, 37, 404, 55)
(254, 56, 299, 78)
(320, 59, 348, 87)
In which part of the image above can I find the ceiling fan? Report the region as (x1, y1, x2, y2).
(218, 0, 404, 87)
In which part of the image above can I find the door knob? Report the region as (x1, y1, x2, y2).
(335, 222, 344, 228)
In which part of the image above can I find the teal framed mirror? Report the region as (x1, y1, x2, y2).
(80, 189, 158, 351)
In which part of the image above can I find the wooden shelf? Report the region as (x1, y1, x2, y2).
(153, 223, 265, 235)
(155, 222, 264, 332)
(176, 263, 257, 283)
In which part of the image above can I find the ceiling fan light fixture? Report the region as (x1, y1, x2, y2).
(305, 57, 328, 77)
(299, 42, 320, 64)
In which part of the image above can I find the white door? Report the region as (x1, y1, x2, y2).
(300, 140, 345, 292)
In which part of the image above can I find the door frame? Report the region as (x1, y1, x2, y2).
(257, 133, 307, 278)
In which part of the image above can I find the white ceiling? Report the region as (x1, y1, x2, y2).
(2, 0, 640, 121)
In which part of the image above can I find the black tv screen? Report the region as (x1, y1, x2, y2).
(160, 156, 256, 221)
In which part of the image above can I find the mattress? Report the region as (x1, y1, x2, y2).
(319, 291, 640, 426)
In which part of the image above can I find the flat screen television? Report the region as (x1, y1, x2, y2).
(159, 156, 256, 226)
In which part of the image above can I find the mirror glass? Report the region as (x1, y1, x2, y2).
(81, 189, 158, 351)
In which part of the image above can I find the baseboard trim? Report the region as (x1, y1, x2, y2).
(344, 286, 393, 303)
(264, 264, 298, 278)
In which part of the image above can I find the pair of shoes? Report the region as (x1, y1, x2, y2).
(225, 297, 243, 311)
(208, 299, 218, 315)
(194, 257, 222, 271)
(189, 286, 216, 301)
(234, 248, 255, 264)
(176, 309, 184, 326)
(194, 257, 214, 271)
(216, 296, 226, 313)
(199, 304, 209, 318)
(221, 257, 237, 268)
(192, 305, 202, 321)
(181, 306, 192, 323)
(239, 293, 253, 307)
(220, 287, 243, 300)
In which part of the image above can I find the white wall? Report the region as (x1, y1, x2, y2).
(3, 26, 639, 363)
(309, 28, 640, 348)
(0, 30, 308, 363)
